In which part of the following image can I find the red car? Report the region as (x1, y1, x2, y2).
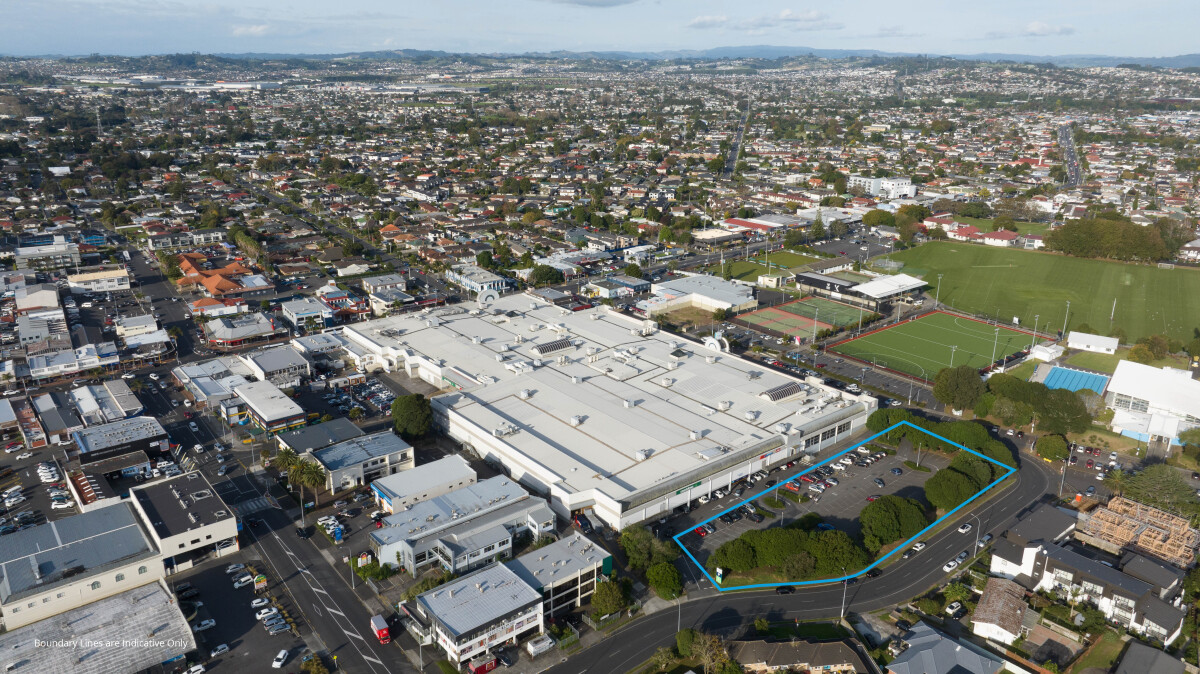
(799, 474, 816, 483)
(866, 495, 880, 502)
(1086, 459, 1094, 469)
(695, 526, 708, 538)
(816, 363, 826, 368)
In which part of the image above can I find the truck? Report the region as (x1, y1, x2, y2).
(370, 615, 390, 645)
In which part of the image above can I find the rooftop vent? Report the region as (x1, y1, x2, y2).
(519, 389, 532, 400)
(661, 377, 673, 387)
(569, 416, 583, 427)
(717, 401, 732, 411)
(635, 449, 652, 462)
(689, 429, 701, 441)
(623, 399, 634, 409)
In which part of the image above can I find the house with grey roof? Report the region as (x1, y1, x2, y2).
(369, 454, 476, 514)
(729, 638, 872, 673)
(276, 417, 364, 454)
(887, 621, 1004, 674)
(970, 577, 1031, 646)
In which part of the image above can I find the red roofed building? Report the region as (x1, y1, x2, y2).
(981, 230, 1019, 247)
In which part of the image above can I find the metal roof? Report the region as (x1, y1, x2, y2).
(507, 532, 610, 592)
(0, 503, 158, 604)
(277, 417, 364, 453)
(415, 563, 542, 638)
(312, 430, 411, 472)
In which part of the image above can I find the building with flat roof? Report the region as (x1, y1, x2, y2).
(445, 263, 511, 294)
(227, 380, 306, 435)
(369, 287, 416, 316)
(130, 472, 239, 572)
(639, 274, 757, 315)
(370, 454, 476, 514)
(282, 296, 334, 331)
(370, 476, 556, 577)
(361, 273, 410, 294)
(1106, 361, 1200, 447)
(72, 416, 169, 468)
(115, 313, 158, 339)
(67, 380, 143, 425)
(0, 503, 162, 630)
(171, 356, 253, 408)
(507, 532, 611, 617)
(336, 295, 874, 531)
(276, 417, 364, 454)
(403, 562, 544, 666)
(67, 267, 130, 294)
(238, 344, 311, 388)
(14, 238, 80, 270)
(310, 430, 414, 492)
(0, 583, 195, 674)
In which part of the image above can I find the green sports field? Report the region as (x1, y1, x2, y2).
(887, 242, 1200, 343)
(829, 312, 1042, 380)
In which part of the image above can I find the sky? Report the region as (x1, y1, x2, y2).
(1, 0, 1196, 58)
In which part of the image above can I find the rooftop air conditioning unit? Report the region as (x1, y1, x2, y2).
(689, 430, 701, 440)
(471, 336, 481, 344)
(635, 449, 651, 461)
(661, 377, 673, 387)
(744, 411, 758, 421)
(774, 423, 789, 434)
(623, 399, 633, 408)
(570, 375, 580, 384)
(519, 389, 532, 400)
(706, 355, 716, 364)
(570, 416, 583, 427)
(717, 401, 732, 411)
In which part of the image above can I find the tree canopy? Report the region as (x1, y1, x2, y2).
(390, 394, 431, 440)
(859, 495, 930, 552)
(933, 365, 986, 410)
(527, 264, 564, 286)
(1035, 434, 1069, 461)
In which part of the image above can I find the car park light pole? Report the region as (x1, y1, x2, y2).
(970, 513, 982, 552)
(839, 566, 849, 619)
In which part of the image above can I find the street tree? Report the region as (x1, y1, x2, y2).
(1035, 434, 1069, 462)
(390, 394, 431, 440)
(932, 365, 986, 410)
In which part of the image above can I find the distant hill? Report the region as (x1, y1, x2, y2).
(10, 45, 1200, 69)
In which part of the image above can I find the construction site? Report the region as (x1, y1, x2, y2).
(1077, 496, 1200, 569)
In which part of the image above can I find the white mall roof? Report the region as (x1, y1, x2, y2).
(1108, 361, 1200, 420)
(339, 295, 870, 507)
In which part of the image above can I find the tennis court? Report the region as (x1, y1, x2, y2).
(776, 296, 863, 328)
(829, 311, 1044, 380)
(739, 305, 832, 336)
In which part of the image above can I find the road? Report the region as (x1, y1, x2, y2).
(1058, 124, 1083, 187)
(721, 98, 751, 180)
(546, 454, 1056, 674)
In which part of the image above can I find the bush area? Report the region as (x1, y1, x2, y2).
(867, 409, 1015, 511)
(350, 559, 397, 582)
(404, 570, 456, 601)
(860, 495, 931, 553)
(707, 525, 870, 581)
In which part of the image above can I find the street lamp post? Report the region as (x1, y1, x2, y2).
(949, 345, 958, 368)
(839, 567, 849, 619)
(970, 513, 982, 552)
(990, 327, 1000, 368)
(935, 273, 944, 308)
(1030, 314, 1040, 351)
(1061, 300, 1070, 338)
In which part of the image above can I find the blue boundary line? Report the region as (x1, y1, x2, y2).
(671, 420, 1018, 591)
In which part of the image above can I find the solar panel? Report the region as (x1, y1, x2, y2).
(761, 381, 803, 402)
(534, 337, 573, 355)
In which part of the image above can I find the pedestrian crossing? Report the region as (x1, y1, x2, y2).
(230, 495, 278, 516)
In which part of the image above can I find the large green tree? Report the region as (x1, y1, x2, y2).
(933, 365, 986, 410)
(1035, 434, 1069, 462)
(859, 495, 929, 552)
(647, 562, 683, 599)
(590, 579, 628, 617)
(528, 264, 564, 287)
(390, 394, 431, 440)
(862, 209, 895, 228)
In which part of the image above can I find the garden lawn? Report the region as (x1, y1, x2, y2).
(954, 216, 1050, 236)
(888, 242, 1200, 343)
(1067, 630, 1124, 674)
(704, 259, 772, 281)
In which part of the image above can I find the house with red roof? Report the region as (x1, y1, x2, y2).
(981, 230, 1019, 247)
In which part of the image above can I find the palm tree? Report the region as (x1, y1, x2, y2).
(127, 378, 144, 392)
(275, 447, 298, 474)
(1106, 468, 1127, 497)
(293, 459, 326, 526)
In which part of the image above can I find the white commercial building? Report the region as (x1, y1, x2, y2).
(336, 294, 875, 531)
(67, 268, 130, 294)
(1068, 331, 1119, 355)
(370, 454, 477, 514)
(1106, 361, 1200, 446)
(638, 274, 758, 316)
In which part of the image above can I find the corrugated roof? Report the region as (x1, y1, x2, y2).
(416, 563, 541, 638)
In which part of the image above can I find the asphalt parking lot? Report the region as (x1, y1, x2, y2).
(2, 444, 76, 529)
(685, 447, 950, 561)
(172, 551, 308, 671)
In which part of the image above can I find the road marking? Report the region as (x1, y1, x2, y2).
(327, 607, 344, 617)
(344, 629, 366, 641)
(311, 603, 323, 617)
(363, 656, 384, 665)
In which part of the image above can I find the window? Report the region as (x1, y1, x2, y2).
(56, 592, 65, 598)
(821, 428, 836, 441)
(805, 436, 820, 448)
(116, 573, 125, 582)
(27, 602, 34, 608)
(42, 598, 50, 604)
(837, 421, 851, 434)
(138, 566, 147, 575)
(91, 581, 101, 590)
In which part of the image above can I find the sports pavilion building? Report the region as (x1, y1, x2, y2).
(324, 292, 877, 531)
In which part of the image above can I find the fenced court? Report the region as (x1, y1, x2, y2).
(775, 296, 864, 328)
(828, 311, 1046, 381)
(739, 306, 832, 337)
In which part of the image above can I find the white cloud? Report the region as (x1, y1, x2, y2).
(231, 24, 270, 37)
(687, 15, 728, 30)
(1023, 21, 1074, 37)
(690, 9, 842, 32)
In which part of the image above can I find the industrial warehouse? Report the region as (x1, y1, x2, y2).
(333, 293, 876, 531)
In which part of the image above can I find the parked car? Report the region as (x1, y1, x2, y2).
(272, 650, 289, 669)
(210, 644, 230, 658)
(942, 560, 959, 572)
(251, 597, 271, 609)
(192, 619, 216, 632)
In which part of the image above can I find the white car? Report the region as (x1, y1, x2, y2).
(210, 644, 230, 658)
(942, 560, 959, 572)
(4, 496, 25, 507)
(232, 573, 252, 585)
(121, 373, 136, 379)
(251, 597, 270, 609)
(192, 619, 216, 632)
(272, 650, 289, 669)
(51, 500, 74, 510)
(193, 443, 203, 453)
(957, 523, 973, 534)
(188, 422, 199, 432)
(233, 576, 255, 589)
(15, 452, 31, 460)
(224, 563, 246, 575)
(149, 373, 160, 381)
(186, 665, 206, 674)
(256, 607, 279, 620)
